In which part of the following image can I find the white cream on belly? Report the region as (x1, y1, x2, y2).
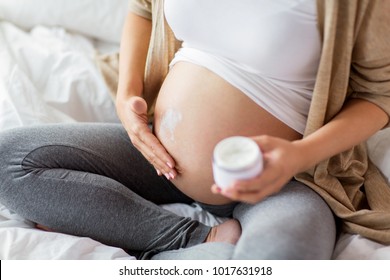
(159, 108, 182, 142)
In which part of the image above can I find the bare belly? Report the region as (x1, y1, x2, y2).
(154, 62, 301, 205)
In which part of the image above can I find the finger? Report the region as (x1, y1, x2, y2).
(127, 97, 177, 178)
(223, 177, 285, 204)
(137, 143, 175, 179)
(141, 131, 176, 169)
(133, 135, 176, 177)
(212, 182, 267, 204)
(132, 128, 177, 178)
(252, 135, 274, 152)
(224, 189, 262, 204)
(211, 182, 259, 203)
(211, 184, 222, 194)
(233, 174, 277, 193)
(130, 96, 148, 115)
(156, 168, 162, 176)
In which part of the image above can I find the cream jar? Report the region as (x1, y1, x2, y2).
(212, 136, 263, 189)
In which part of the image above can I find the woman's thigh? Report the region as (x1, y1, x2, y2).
(0, 123, 192, 205)
(232, 180, 336, 259)
(0, 123, 201, 253)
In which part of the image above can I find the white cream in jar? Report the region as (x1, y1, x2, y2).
(212, 136, 263, 189)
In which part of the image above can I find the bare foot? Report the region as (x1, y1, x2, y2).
(204, 219, 241, 245)
(36, 224, 54, 232)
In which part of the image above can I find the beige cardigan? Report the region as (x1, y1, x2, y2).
(127, 0, 390, 244)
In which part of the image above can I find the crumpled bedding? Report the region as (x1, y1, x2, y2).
(0, 19, 390, 260)
(0, 21, 225, 260)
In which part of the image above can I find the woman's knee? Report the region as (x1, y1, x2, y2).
(0, 127, 31, 198)
(0, 127, 28, 171)
(0, 125, 51, 164)
(0, 125, 60, 187)
(232, 181, 336, 259)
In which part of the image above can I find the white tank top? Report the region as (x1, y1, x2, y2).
(164, 0, 321, 134)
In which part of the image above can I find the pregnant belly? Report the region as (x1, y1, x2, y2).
(154, 62, 301, 205)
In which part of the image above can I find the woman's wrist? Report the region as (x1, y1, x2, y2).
(291, 138, 324, 173)
(115, 88, 140, 120)
(116, 82, 143, 105)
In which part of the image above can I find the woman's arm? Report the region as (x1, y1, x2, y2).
(213, 98, 389, 203)
(116, 12, 151, 100)
(116, 12, 177, 179)
(295, 99, 388, 171)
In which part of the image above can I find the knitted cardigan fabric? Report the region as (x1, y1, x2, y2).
(127, 0, 390, 244)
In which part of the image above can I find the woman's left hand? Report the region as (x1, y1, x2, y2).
(211, 135, 307, 204)
(211, 99, 390, 204)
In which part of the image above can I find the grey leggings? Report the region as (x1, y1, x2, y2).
(0, 123, 336, 259)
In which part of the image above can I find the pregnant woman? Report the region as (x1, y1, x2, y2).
(1, 0, 390, 259)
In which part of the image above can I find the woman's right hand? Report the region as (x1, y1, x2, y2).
(117, 96, 177, 180)
(115, 12, 175, 179)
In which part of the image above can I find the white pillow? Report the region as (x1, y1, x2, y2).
(0, 0, 128, 43)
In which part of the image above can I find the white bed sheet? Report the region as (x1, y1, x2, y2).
(0, 20, 390, 260)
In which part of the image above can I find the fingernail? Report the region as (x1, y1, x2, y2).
(164, 173, 170, 180)
(156, 169, 162, 176)
(169, 172, 175, 180)
(166, 162, 173, 169)
(221, 189, 232, 197)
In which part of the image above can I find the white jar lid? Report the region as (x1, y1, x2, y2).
(213, 136, 261, 171)
(213, 136, 263, 189)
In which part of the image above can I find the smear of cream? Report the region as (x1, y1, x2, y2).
(160, 108, 182, 142)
